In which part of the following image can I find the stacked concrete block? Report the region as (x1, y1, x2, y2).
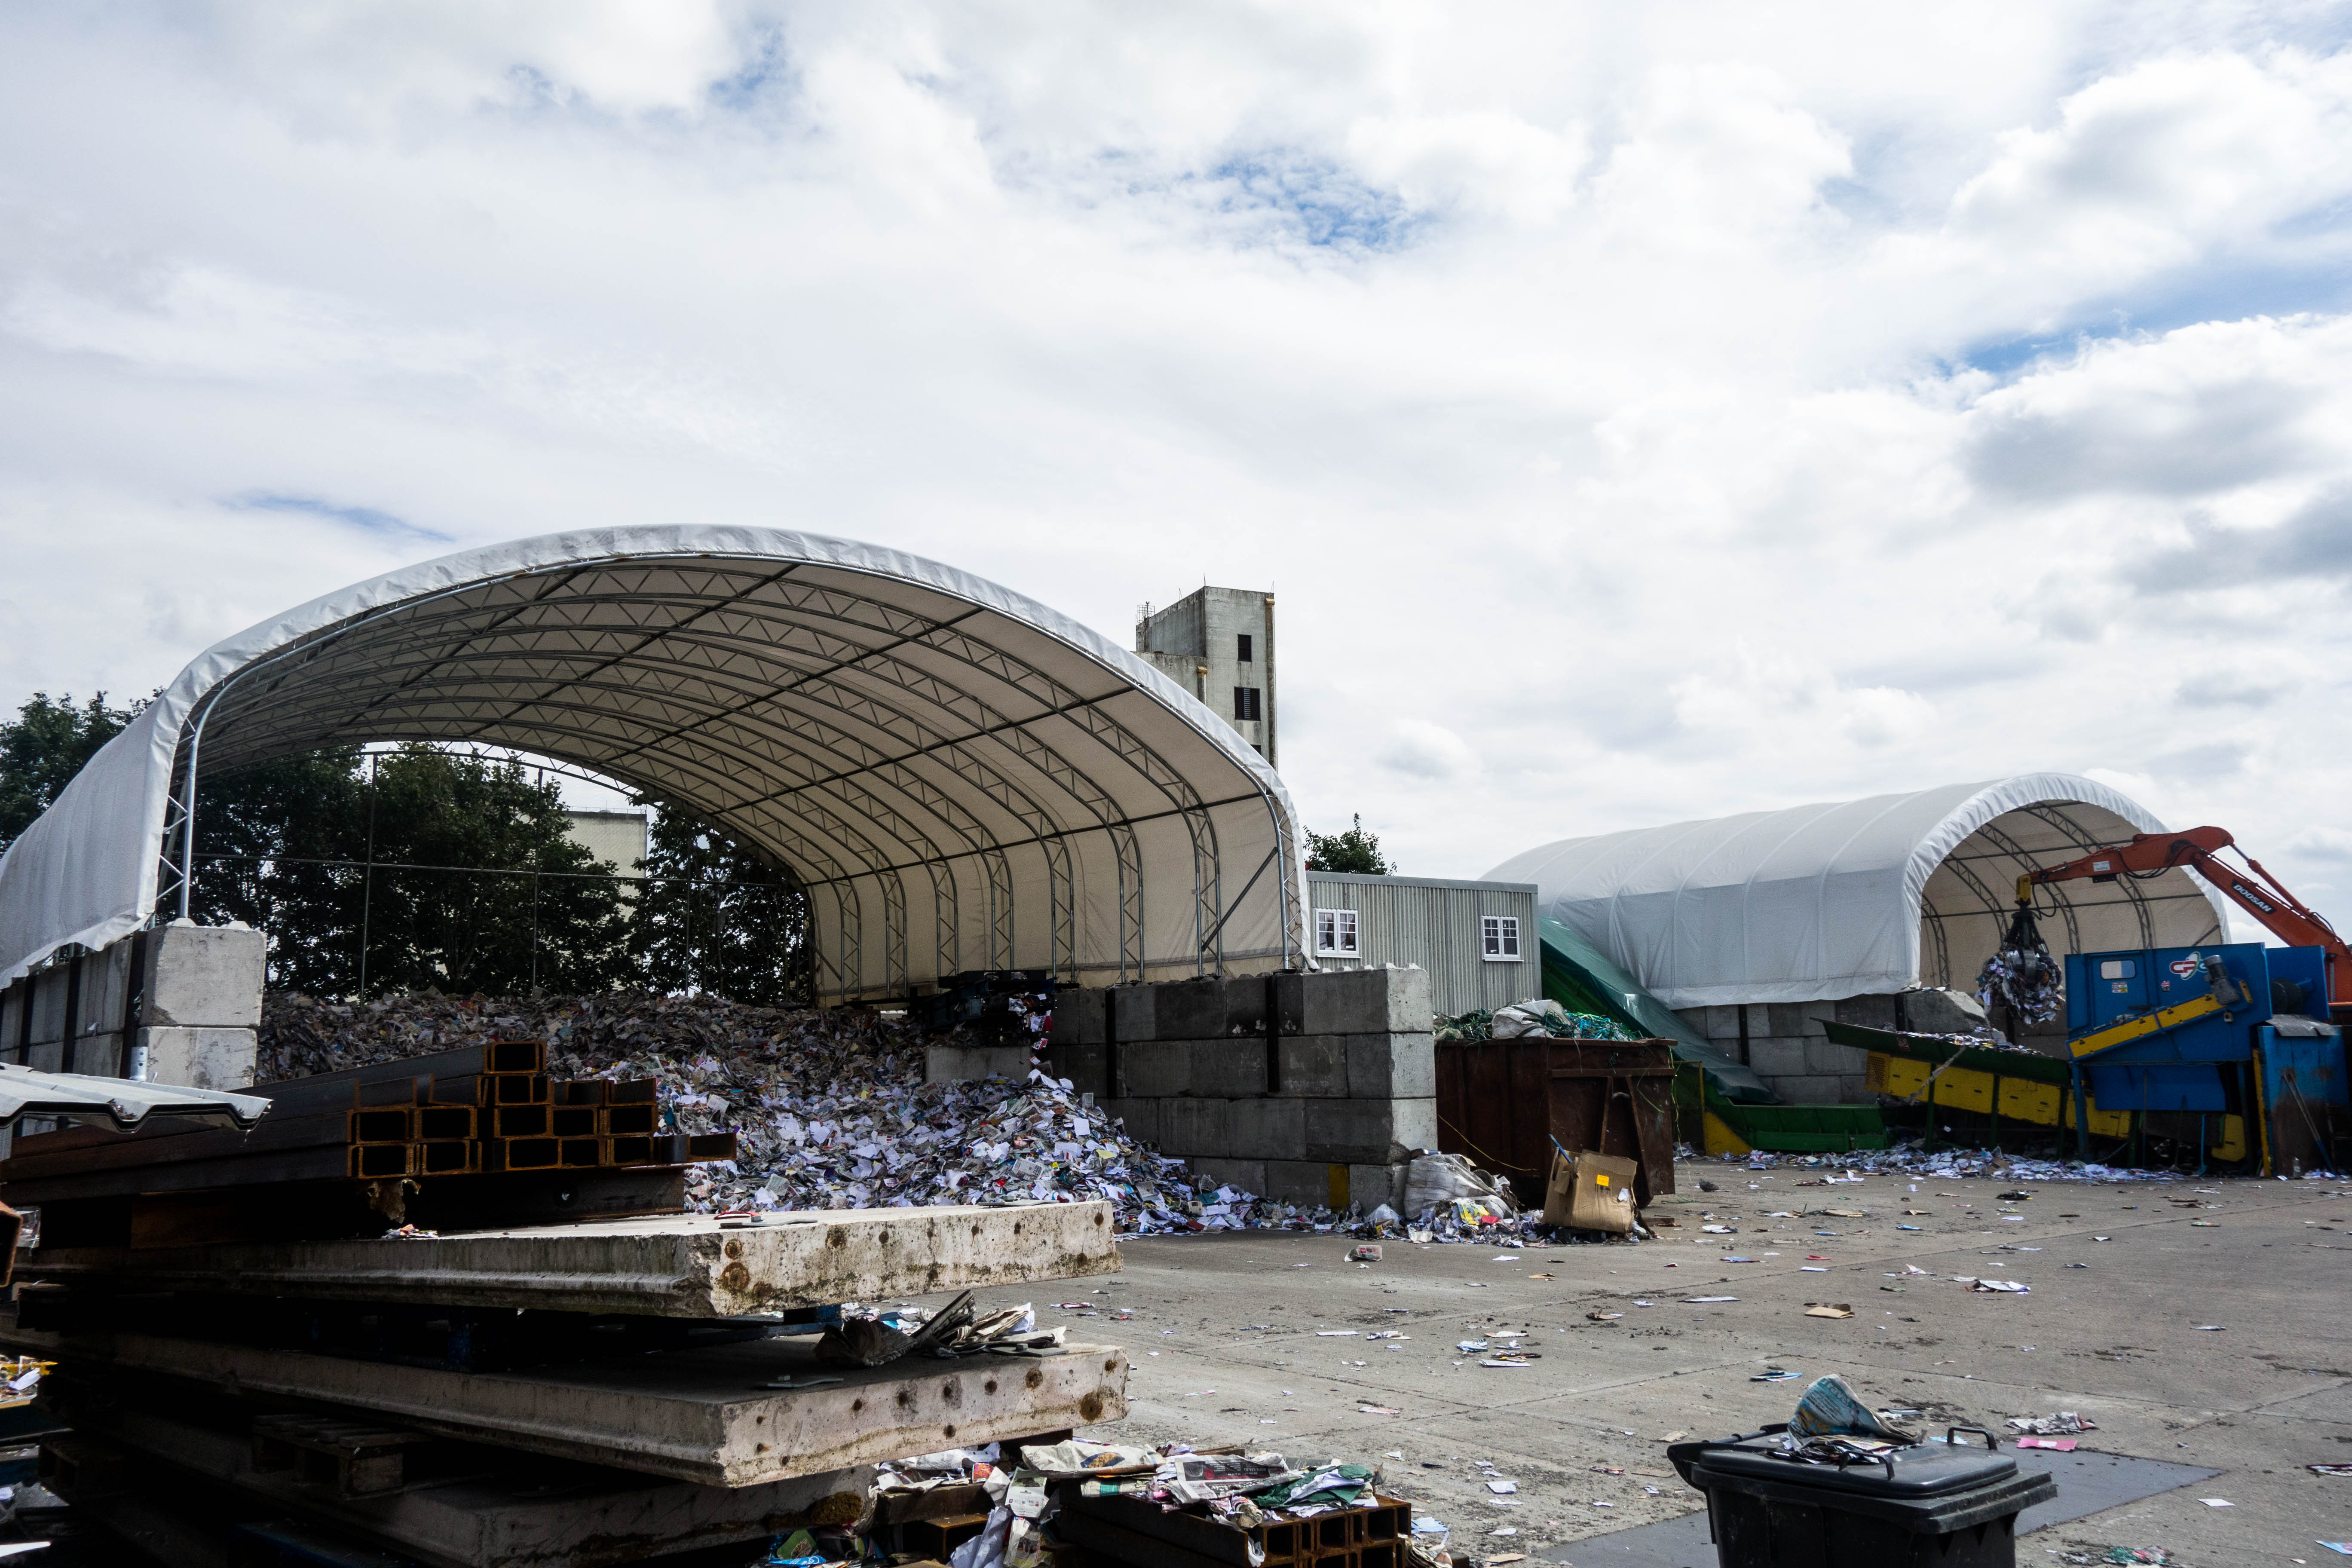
(0, 923, 263, 1090)
(138, 924, 265, 1090)
(1678, 995, 1881, 1104)
(1004, 967, 1436, 1213)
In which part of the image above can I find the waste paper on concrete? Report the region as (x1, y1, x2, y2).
(1667, 1424, 2056, 1568)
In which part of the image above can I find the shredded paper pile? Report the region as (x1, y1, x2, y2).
(260, 992, 1535, 1240)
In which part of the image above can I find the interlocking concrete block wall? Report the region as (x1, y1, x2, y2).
(0, 922, 263, 1088)
(1010, 967, 1436, 1213)
(1675, 993, 1892, 1104)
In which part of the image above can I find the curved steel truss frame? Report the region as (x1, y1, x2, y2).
(75, 536, 1307, 1001)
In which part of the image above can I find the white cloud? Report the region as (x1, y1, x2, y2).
(1374, 720, 1482, 781)
(7, 3, 2352, 921)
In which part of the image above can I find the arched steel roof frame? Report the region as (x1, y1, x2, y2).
(0, 530, 1306, 998)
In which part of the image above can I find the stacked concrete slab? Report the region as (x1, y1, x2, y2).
(0, 922, 262, 1091)
(1039, 967, 1436, 1212)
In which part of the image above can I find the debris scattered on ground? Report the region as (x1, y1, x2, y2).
(1695, 1142, 2182, 1184)
(1803, 1303, 1854, 1319)
(2008, 1413, 2097, 1435)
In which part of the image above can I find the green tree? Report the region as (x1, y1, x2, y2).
(0, 692, 140, 854)
(1305, 814, 1394, 875)
(631, 801, 813, 1007)
(193, 745, 634, 997)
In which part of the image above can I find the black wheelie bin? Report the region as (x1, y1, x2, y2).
(1666, 1424, 2056, 1568)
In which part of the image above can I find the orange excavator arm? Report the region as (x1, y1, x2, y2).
(2020, 827, 2352, 1008)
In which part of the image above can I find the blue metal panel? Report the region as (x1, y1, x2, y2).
(2065, 941, 2282, 1065)
(2088, 1063, 2230, 1111)
(2262, 1033, 2349, 1109)
(2266, 946, 2331, 1019)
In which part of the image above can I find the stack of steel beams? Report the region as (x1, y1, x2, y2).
(0, 1039, 738, 1246)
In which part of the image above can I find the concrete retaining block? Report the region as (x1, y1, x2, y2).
(1100, 1097, 1160, 1146)
(1806, 1036, 1868, 1075)
(1158, 1096, 1303, 1161)
(28, 970, 67, 1047)
(1766, 1073, 1844, 1104)
(1185, 1158, 1267, 1196)
(1274, 1035, 1347, 1097)
(1346, 1032, 1435, 1099)
(1105, 984, 1156, 1043)
(68, 1032, 124, 1078)
(142, 1026, 257, 1091)
(144, 925, 265, 1029)
(1043, 1041, 1109, 1099)
(75, 943, 134, 1037)
(1260, 1159, 1333, 1205)
(1765, 1001, 1834, 1039)
(1152, 979, 1228, 1041)
(1187, 1039, 1269, 1097)
(1224, 1096, 1306, 1159)
(1120, 1042, 1193, 1099)
(1833, 993, 1897, 1030)
(1746, 1038, 1810, 1078)
(1052, 988, 1106, 1045)
(925, 1044, 1032, 1083)
(1302, 967, 1430, 1037)
(1348, 1161, 1408, 1213)
(1303, 1097, 1435, 1164)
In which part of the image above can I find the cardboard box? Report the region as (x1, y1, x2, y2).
(1545, 1150, 1638, 1232)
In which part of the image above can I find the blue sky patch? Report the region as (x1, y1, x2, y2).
(232, 493, 450, 544)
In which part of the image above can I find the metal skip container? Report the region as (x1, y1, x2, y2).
(1666, 1426, 2055, 1568)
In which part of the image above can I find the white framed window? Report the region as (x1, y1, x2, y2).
(1315, 907, 1360, 958)
(1482, 915, 1522, 962)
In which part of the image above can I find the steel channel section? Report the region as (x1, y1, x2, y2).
(162, 559, 1297, 992)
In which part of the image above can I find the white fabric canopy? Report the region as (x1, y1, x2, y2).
(0, 528, 1308, 998)
(1484, 775, 2229, 1008)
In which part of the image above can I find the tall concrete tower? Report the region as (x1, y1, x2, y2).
(1133, 587, 1276, 766)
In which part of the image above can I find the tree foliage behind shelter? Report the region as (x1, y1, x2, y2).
(193, 745, 637, 997)
(0, 692, 139, 854)
(631, 802, 814, 1008)
(0, 693, 822, 1007)
(1305, 814, 1395, 875)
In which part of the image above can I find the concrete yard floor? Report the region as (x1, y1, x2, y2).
(1026, 1161, 2352, 1566)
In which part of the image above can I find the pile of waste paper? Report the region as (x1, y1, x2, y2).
(1435, 998, 1635, 1044)
(827, 1437, 1449, 1568)
(259, 993, 1541, 1240)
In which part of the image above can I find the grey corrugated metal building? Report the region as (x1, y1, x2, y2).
(1303, 872, 1538, 1017)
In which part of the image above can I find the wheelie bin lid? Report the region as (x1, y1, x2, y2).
(1678, 1427, 2018, 1501)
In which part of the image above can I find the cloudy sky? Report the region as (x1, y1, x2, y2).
(5, 3, 2352, 906)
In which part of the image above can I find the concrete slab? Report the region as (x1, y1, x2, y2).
(19, 1201, 1120, 1317)
(1541, 1443, 2219, 1566)
(76, 1403, 871, 1568)
(0, 1315, 1129, 1488)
